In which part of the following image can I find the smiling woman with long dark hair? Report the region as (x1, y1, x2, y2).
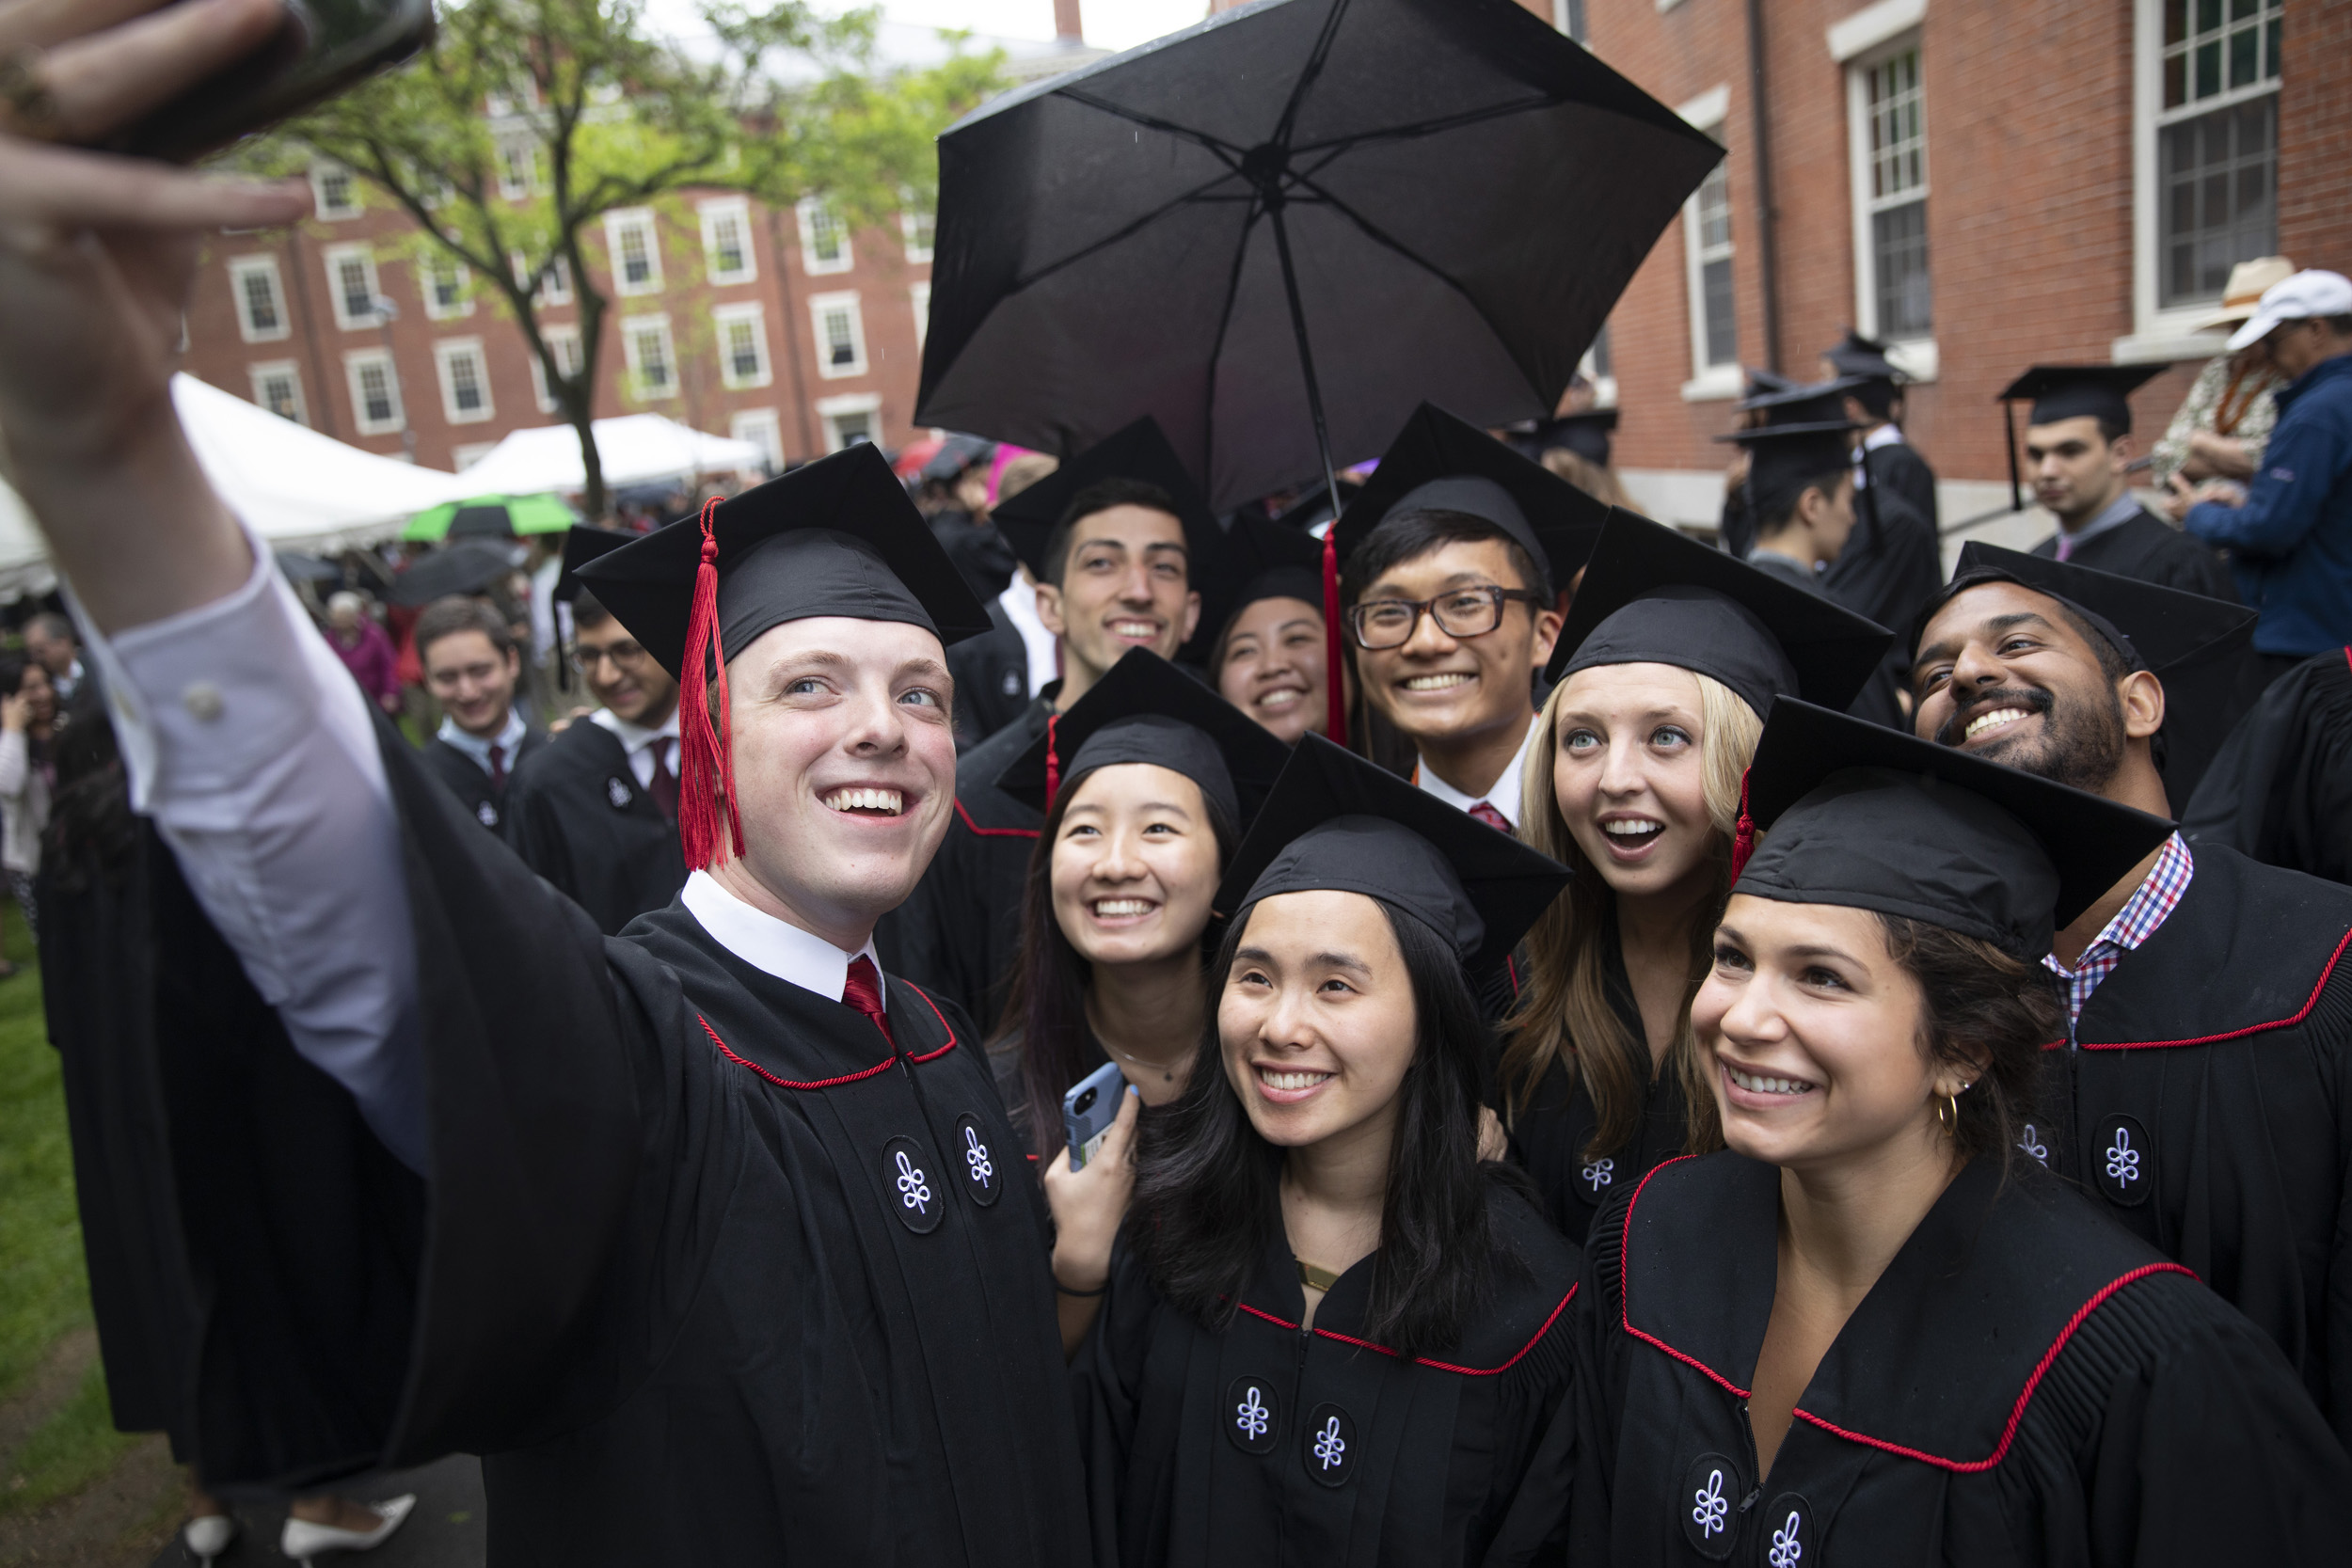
(1565, 701, 2350, 1566)
(1073, 736, 1581, 1568)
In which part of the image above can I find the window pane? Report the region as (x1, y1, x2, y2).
(2197, 0, 2220, 29)
(2157, 96, 2278, 306)
(2195, 40, 2220, 97)
(339, 260, 372, 318)
(2165, 54, 2185, 107)
(244, 274, 278, 330)
(2265, 17, 2280, 75)
(1701, 257, 1736, 366)
(2165, 0, 2186, 44)
(1872, 198, 1932, 338)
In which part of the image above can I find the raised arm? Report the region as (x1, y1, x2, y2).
(0, 0, 423, 1167)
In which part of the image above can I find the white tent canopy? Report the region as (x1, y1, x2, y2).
(0, 372, 475, 597)
(453, 414, 767, 498)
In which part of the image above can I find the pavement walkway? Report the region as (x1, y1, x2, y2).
(145, 1457, 483, 1568)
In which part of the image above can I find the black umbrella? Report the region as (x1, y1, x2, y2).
(274, 551, 343, 586)
(915, 0, 1721, 513)
(389, 541, 521, 607)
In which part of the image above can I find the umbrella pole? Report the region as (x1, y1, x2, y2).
(1267, 205, 1345, 524)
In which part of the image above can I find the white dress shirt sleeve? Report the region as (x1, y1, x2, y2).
(69, 529, 426, 1172)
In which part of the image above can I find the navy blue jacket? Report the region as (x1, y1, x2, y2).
(2185, 352, 2352, 655)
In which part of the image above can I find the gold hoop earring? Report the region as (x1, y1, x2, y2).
(1935, 1092, 1960, 1132)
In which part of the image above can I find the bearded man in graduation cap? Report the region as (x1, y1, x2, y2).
(1911, 546, 2352, 1443)
(0, 29, 1092, 1543)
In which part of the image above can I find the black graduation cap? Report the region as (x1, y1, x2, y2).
(576, 441, 993, 870)
(1738, 366, 1798, 407)
(1735, 698, 2175, 960)
(1216, 733, 1572, 974)
(1822, 328, 1905, 385)
(993, 647, 1292, 827)
(987, 416, 1221, 585)
(1547, 512, 1892, 715)
(552, 524, 635, 690)
(1219, 515, 1329, 634)
(1716, 422, 1864, 525)
(1739, 376, 1871, 429)
(1267, 476, 1362, 537)
(1504, 408, 1619, 467)
(1991, 364, 2170, 512)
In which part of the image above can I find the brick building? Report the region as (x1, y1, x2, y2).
(177, 29, 1098, 483)
(1515, 0, 2350, 545)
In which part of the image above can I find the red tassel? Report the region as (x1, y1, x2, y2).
(1320, 531, 1347, 749)
(1730, 767, 1756, 881)
(1043, 712, 1061, 814)
(676, 498, 744, 870)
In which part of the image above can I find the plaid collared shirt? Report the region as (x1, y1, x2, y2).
(2042, 832, 2195, 1026)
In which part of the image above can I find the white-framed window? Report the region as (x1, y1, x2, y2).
(532, 324, 585, 412)
(797, 198, 852, 275)
(816, 392, 882, 452)
(343, 348, 405, 436)
(227, 255, 290, 343)
(421, 252, 474, 321)
(621, 313, 677, 399)
(606, 208, 662, 295)
(1678, 109, 1739, 399)
(324, 244, 384, 330)
(700, 198, 756, 285)
(713, 302, 772, 389)
(435, 337, 495, 424)
(1580, 322, 1617, 408)
(247, 360, 307, 425)
(513, 249, 575, 307)
(1550, 0, 1587, 42)
(808, 291, 868, 379)
(496, 135, 545, 200)
(310, 161, 361, 221)
(1847, 40, 1931, 346)
(2128, 0, 2283, 353)
(731, 407, 784, 472)
(911, 280, 931, 353)
(900, 205, 935, 264)
(453, 440, 501, 471)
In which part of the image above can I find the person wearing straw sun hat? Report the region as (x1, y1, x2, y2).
(2150, 256, 2297, 489)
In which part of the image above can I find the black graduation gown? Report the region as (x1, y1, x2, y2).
(1568, 1151, 2351, 1566)
(1075, 1189, 1580, 1568)
(1863, 438, 1938, 530)
(504, 720, 685, 936)
(1716, 485, 1755, 562)
(948, 604, 1037, 752)
(2024, 841, 2352, 1441)
(1495, 931, 1689, 1245)
(46, 722, 1089, 1564)
(418, 727, 545, 835)
(2183, 646, 2352, 887)
(929, 510, 1020, 602)
(879, 693, 1053, 1026)
(1735, 554, 1905, 728)
(1820, 482, 1938, 726)
(2030, 506, 2239, 602)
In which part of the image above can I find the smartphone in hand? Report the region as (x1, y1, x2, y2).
(107, 0, 436, 163)
(1061, 1060, 1128, 1172)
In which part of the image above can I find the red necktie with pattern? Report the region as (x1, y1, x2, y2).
(645, 737, 679, 823)
(1468, 800, 1511, 832)
(486, 742, 507, 789)
(841, 955, 894, 1047)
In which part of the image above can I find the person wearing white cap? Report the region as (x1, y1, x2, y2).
(2148, 256, 2296, 488)
(2168, 269, 2352, 677)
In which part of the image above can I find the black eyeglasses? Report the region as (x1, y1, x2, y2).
(569, 638, 652, 674)
(1346, 585, 1546, 650)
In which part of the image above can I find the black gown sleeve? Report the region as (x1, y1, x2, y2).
(1072, 1243, 1157, 1568)
(2183, 651, 2352, 886)
(502, 756, 580, 909)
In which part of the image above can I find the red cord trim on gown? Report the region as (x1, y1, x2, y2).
(1232, 1284, 1575, 1376)
(696, 985, 957, 1088)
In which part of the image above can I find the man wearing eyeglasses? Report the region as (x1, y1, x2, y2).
(1343, 498, 1564, 833)
(506, 584, 686, 934)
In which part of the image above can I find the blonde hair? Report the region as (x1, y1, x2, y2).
(1502, 667, 1761, 1160)
(1540, 449, 1645, 515)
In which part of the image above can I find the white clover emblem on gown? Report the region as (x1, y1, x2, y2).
(1769, 1510, 1804, 1565)
(963, 1125, 993, 1185)
(1234, 1386, 1270, 1442)
(2106, 1126, 2141, 1186)
(895, 1148, 932, 1212)
(1311, 1416, 1346, 1472)
(1692, 1467, 1728, 1538)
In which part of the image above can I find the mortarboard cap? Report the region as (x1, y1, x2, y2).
(1548, 512, 1892, 716)
(1219, 515, 1329, 630)
(1739, 366, 1798, 406)
(1267, 477, 1362, 537)
(1504, 408, 1620, 468)
(1217, 733, 1571, 973)
(988, 416, 1221, 586)
(1821, 328, 1905, 385)
(1740, 377, 1871, 428)
(1734, 698, 2175, 959)
(555, 524, 633, 605)
(1716, 421, 1863, 524)
(1997, 365, 2166, 434)
(994, 647, 1291, 826)
(577, 442, 993, 869)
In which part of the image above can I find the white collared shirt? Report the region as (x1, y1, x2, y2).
(680, 871, 886, 1010)
(1851, 422, 1904, 488)
(1414, 713, 1539, 832)
(999, 575, 1057, 699)
(435, 706, 529, 774)
(589, 705, 681, 789)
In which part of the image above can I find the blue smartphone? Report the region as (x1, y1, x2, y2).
(1062, 1060, 1128, 1170)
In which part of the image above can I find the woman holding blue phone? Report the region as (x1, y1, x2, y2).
(1071, 735, 1581, 1567)
(983, 650, 1290, 1350)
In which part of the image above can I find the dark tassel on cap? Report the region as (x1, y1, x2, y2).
(1321, 531, 1347, 748)
(676, 498, 744, 870)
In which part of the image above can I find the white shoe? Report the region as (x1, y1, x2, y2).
(182, 1513, 237, 1561)
(278, 1495, 417, 1561)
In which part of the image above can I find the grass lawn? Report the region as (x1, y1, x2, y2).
(0, 900, 138, 1515)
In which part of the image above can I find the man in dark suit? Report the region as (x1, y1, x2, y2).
(2002, 365, 2236, 601)
(414, 595, 543, 833)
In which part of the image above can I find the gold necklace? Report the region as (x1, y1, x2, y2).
(1295, 1257, 1343, 1293)
(1102, 1038, 1178, 1085)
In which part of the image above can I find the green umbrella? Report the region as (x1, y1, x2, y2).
(405, 493, 579, 542)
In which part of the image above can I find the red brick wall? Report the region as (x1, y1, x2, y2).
(2277, 0, 2352, 274)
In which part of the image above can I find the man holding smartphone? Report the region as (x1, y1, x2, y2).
(0, 10, 1087, 1563)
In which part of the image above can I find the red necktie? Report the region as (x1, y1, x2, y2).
(841, 956, 894, 1047)
(1469, 800, 1511, 832)
(486, 742, 507, 788)
(645, 737, 678, 823)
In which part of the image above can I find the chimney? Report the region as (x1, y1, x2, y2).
(1054, 0, 1083, 40)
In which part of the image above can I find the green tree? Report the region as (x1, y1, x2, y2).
(264, 0, 1000, 517)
